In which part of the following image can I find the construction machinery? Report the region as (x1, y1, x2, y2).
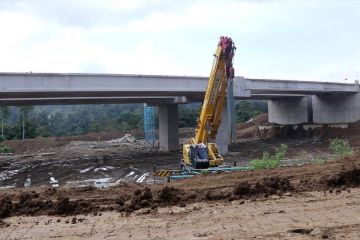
(155, 36, 252, 180)
(181, 36, 236, 170)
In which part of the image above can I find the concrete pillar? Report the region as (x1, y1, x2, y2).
(159, 104, 179, 151)
(268, 97, 309, 125)
(312, 93, 360, 124)
(215, 106, 230, 155)
(227, 79, 237, 143)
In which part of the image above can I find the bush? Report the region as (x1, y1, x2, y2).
(329, 138, 353, 158)
(312, 156, 326, 165)
(250, 144, 287, 170)
(0, 144, 12, 153)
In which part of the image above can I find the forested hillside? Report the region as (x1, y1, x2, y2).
(0, 100, 267, 140)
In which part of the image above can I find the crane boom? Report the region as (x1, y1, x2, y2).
(182, 36, 236, 169)
(193, 36, 235, 144)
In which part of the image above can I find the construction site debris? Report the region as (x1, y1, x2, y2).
(106, 134, 136, 143)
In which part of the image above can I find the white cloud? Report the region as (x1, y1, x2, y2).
(0, 0, 358, 82)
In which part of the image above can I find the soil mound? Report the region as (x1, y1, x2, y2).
(158, 186, 182, 203)
(121, 186, 184, 212)
(0, 196, 13, 218)
(1, 154, 360, 218)
(234, 177, 292, 197)
(237, 113, 268, 139)
(323, 168, 360, 187)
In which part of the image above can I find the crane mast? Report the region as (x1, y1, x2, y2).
(182, 36, 236, 169)
(193, 36, 235, 144)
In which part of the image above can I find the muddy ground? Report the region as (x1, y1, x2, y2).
(2, 114, 360, 239)
(0, 137, 331, 189)
(1, 153, 360, 239)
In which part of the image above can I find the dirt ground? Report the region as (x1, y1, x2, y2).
(0, 113, 337, 189)
(2, 189, 360, 240)
(2, 115, 360, 239)
(1, 153, 360, 239)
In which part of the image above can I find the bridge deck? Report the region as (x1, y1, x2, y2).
(0, 72, 357, 105)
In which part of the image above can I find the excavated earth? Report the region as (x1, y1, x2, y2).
(1, 153, 360, 218)
(2, 115, 360, 238)
(1, 155, 360, 239)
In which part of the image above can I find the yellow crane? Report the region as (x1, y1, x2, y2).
(182, 36, 236, 169)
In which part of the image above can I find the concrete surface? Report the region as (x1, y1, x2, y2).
(159, 104, 179, 152)
(268, 97, 309, 125)
(0, 72, 357, 105)
(312, 93, 360, 124)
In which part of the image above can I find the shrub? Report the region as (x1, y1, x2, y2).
(312, 156, 326, 165)
(329, 138, 353, 158)
(250, 144, 287, 170)
(0, 144, 12, 153)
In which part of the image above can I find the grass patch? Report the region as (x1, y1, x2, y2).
(329, 138, 353, 158)
(312, 156, 326, 165)
(250, 144, 287, 170)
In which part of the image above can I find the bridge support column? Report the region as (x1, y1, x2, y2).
(215, 105, 230, 155)
(268, 97, 309, 125)
(159, 104, 179, 151)
(312, 93, 360, 124)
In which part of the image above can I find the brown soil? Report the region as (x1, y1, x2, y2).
(236, 113, 268, 139)
(4, 129, 145, 154)
(2, 115, 360, 238)
(1, 153, 360, 219)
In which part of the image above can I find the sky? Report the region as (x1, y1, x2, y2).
(0, 0, 359, 82)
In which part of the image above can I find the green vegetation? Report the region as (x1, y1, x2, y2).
(312, 156, 326, 165)
(0, 100, 268, 140)
(235, 100, 267, 123)
(0, 144, 12, 153)
(329, 138, 353, 158)
(250, 144, 287, 170)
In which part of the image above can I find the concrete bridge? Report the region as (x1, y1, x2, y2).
(0, 72, 359, 152)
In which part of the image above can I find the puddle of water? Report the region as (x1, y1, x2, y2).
(136, 173, 149, 183)
(0, 169, 21, 181)
(66, 177, 114, 188)
(0, 185, 15, 189)
(94, 166, 114, 172)
(80, 166, 115, 173)
(115, 171, 136, 183)
(94, 178, 112, 188)
(80, 167, 94, 173)
(125, 171, 135, 178)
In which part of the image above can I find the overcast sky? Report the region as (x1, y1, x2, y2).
(0, 0, 359, 82)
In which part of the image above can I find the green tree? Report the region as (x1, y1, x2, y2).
(18, 106, 34, 139)
(235, 100, 264, 123)
(0, 106, 10, 140)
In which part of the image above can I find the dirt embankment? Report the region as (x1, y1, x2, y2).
(236, 113, 360, 146)
(1, 153, 360, 220)
(3, 129, 145, 154)
(236, 113, 268, 139)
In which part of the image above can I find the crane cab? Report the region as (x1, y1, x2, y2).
(182, 143, 224, 169)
